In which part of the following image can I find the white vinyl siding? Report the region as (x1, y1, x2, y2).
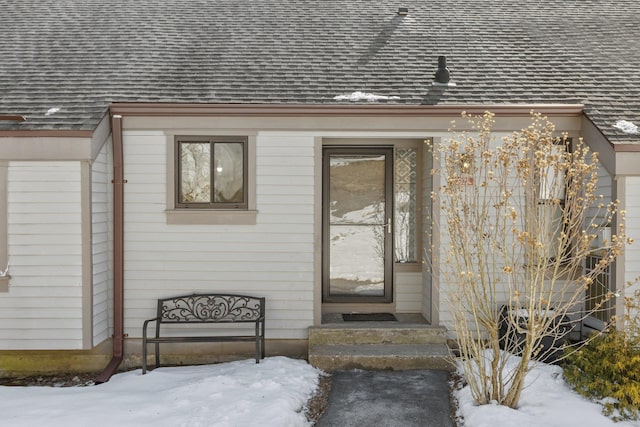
(122, 131, 315, 340)
(435, 132, 528, 332)
(396, 272, 422, 312)
(0, 162, 83, 349)
(92, 142, 111, 345)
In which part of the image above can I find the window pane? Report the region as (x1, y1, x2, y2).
(395, 148, 417, 263)
(539, 144, 566, 200)
(213, 142, 244, 203)
(537, 204, 563, 259)
(180, 142, 211, 203)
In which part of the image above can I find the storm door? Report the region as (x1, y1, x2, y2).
(322, 147, 394, 303)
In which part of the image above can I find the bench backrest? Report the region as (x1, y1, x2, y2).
(157, 293, 265, 323)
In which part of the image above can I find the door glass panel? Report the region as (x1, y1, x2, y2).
(327, 154, 387, 298)
(329, 225, 385, 296)
(329, 155, 386, 224)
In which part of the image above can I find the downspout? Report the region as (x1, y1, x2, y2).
(96, 113, 125, 383)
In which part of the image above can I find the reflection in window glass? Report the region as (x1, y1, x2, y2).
(328, 153, 387, 297)
(329, 225, 385, 296)
(537, 204, 564, 259)
(329, 155, 386, 224)
(395, 148, 417, 263)
(180, 142, 211, 203)
(214, 143, 244, 203)
(539, 144, 566, 200)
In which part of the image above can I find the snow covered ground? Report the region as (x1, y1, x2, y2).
(0, 357, 321, 427)
(455, 353, 640, 427)
(1, 354, 637, 427)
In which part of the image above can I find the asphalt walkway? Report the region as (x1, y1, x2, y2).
(316, 369, 454, 427)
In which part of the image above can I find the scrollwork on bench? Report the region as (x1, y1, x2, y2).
(161, 294, 263, 323)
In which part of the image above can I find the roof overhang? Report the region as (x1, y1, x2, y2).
(11, 103, 630, 169)
(109, 102, 585, 134)
(0, 115, 111, 162)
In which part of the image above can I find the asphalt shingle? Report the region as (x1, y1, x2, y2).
(1, 0, 639, 144)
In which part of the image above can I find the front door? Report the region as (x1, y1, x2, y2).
(322, 147, 394, 303)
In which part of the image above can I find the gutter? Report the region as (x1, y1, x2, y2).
(109, 102, 585, 118)
(96, 114, 125, 383)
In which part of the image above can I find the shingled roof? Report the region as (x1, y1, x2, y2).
(1, 0, 639, 144)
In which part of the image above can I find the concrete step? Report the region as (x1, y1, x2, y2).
(308, 324, 448, 346)
(308, 343, 453, 372)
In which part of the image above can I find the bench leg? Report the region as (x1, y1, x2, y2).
(262, 320, 266, 359)
(255, 322, 260, 363)
(155, 342, 160, 369)
(142, 340, 148, 374)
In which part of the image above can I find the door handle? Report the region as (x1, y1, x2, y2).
(384, 219, 392, 234)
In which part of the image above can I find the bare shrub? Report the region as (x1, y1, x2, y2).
(428, 111, 632, 408)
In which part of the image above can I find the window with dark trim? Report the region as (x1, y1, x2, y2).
(536, 138, 569, 261)
(175, 136, 248, 210)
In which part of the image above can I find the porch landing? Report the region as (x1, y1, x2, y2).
(308, 314, 453, 372)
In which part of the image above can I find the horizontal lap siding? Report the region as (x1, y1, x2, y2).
(587, 159, 612, 227)
(437, 138, 622, 336)
(0, 162, 83, 349)
(396, 272, 422, 313)
(437, 132, 523, 333)
(92, 143, 111, 345)
(123, 132, 315, 340)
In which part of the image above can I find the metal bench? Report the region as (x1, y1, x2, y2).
(142, 293, 265, 374)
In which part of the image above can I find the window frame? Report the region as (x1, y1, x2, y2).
(393, 140, 424, 273)
(393, 144, 423, 267)
(175, 135, 248, 210)
(166, 132, 257, 225)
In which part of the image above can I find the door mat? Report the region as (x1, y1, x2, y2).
(342, 313, 398, 322)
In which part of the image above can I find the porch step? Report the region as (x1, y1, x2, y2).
(307, 324, 452, 372)
(308, 343, 453, 372)
(308, 324, 448, 346)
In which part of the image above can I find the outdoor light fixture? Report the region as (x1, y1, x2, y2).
(397, 7, 409, 15)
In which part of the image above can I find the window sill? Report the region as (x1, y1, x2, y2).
(166, 209, 258, 225)
(0, 275, 9, 292)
